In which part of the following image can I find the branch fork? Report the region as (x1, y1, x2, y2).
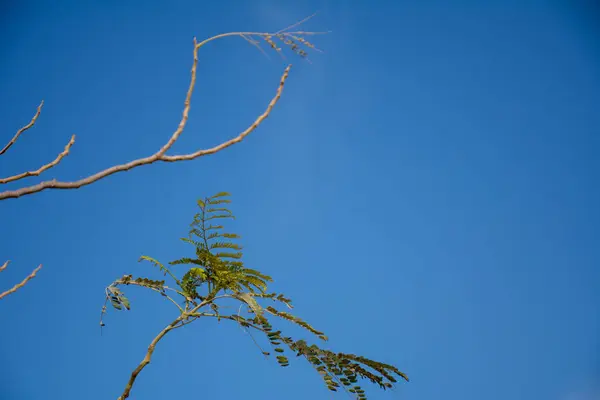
(0, 27, 324, 200)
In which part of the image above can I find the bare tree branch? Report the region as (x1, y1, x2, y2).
(0, 30, 319, 201)
(0, 262, 42, 300)
(160, 65, 290, 162)
(0, 135, 75, 184)
(0, 101, 44, 155)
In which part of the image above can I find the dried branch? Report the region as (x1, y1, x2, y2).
(160, 65, 290, 162)
(0, 263, 42, 300)
(0, 29, 323, 201)
(0, 135, 75, 184)
(0, 101, 44, 155)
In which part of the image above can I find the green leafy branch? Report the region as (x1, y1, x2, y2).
(101, 192, 408, 399)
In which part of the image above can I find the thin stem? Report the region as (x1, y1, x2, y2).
(199, 197, 212, 294)
(0, 265, 42, 300)
(0, 101, 44, 155)
(190, 312, 267, 333)
(0, 135, 75, 184)
(276, 12, 319, 34)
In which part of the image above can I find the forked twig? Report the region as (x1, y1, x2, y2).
(0, 28, 323, 201)
(0, 135, 75, 184)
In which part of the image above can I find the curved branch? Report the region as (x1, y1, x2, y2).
(117, 298, 212, 399)
(0, 31, 302, 201)
(161, 65, 291, 162)
(0, 264, 42, 300)
(117, 315, 182, 400)
(0, 101, 44, 155)
(0, 135, 75, 184)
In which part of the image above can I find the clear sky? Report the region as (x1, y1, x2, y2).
(0, 1, 598, 399)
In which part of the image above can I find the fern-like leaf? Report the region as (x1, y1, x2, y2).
(169, 257, 205, 266)
(265, 305, 326, 340)
(210, 242, 242, 251)
(139, 255, 180, 284)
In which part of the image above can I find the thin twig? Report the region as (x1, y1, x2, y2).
(171, 315, 199, 330)
(0, 260, 8, 272)
(276, 12, 319, 34)
(201, 312, 271, 356)
(0, 101, 44, 155)
(192, 312, 268, 333)
(0, 265, 42, 300)
(0, 135, 76, 184)
(128, 282, 185, 313)
(241, 34, 271, 60)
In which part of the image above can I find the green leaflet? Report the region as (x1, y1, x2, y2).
(180, 237, 203, 247)
(206, 199, 231, 205)
(205, 207, 232, 214)
(206, 193, 231, 206)
(181, 267, 207, 299)
(120, 297, 130, 310)
(203, 224, 224, 231)
(138, 255, 164, 271)
(132, 277, 165, 289)
(169, 257, 204, 266)
(209, 191, 231, 199)
(205, 214, 235, 221)
(265, 305, 325, 340)
(206, 232, 240, 240)
(209, 242, 242, 251)
(107, 287, 131, 311)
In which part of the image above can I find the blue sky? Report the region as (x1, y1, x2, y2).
(1, 1, 598, 399)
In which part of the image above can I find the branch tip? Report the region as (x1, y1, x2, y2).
(0, 264, 42, 300)
(0, 101, 44, 156)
